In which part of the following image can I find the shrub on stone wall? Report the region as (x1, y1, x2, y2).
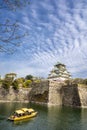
(72, 78, 87, 85)
(34, 79, 41, 83)
(12, 79, 19, 90)
(0, 79, 3, 85)
(83, 79, 87, 85)
(2, 80, 11, 90)
(23, 80, 32, 88)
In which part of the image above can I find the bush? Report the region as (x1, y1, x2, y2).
(0, 79, 3, 85)
(23, 80, 32, 88)
(34, 79, 41, 83)
(16, 78, 25, 84)
(12, 80, 19, 90)
(2, 80, 11, 90)
(82, 79, 87, 85)
(72, 78, 87, 85)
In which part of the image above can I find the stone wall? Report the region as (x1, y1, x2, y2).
(0, 87, 32, 102)
(62, 84, 81, 107)
(0, 80, 50, 104)
(0, 80, 49, 103)
(48, 81, 63, 105)
(29, 80, 49, 104)
(1, 79, 87, 108)
(78, 84, 87, 107)
(48, 81, 87, 108)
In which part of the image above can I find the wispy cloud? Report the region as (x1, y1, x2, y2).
(1, 0, 87, 78)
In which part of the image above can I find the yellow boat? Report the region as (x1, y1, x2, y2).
(8, 108, 38, 121)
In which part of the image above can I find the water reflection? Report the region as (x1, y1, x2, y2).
(81, 108, 87, 130)
(0, 102, 29, 117)
(0, 103, 87, 130)
(13, 118, 35, 125)
(47, 106, 82, 130)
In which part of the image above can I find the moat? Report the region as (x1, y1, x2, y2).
(0, 102, 87, 130)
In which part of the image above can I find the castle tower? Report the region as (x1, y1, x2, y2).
(48, 62, 71, 81)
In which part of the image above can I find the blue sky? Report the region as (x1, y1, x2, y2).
(0, 0, 87, 78)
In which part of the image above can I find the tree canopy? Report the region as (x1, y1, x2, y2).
(0, 0, 30, 53)
(25, 75, 33, 80)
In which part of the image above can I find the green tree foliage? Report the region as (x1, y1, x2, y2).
(72, 78, 83, 84)
(25, 75, 33, 81)
(23, 80, 32, 88)
(2, 73, 17, 89)
(2, 79, 12, 89)
(16, 78, 25, 84)
(1, 73, 17, 89)
(0, 79, 4, 87)
(12, 79, 19, 90)
(72, 78, 87, 85)
(82, 79, 87, 85)
(34, 79, 41, 83)
(12, 78, 25, 90)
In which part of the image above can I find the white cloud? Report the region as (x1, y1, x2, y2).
(1, 0, 87, 78)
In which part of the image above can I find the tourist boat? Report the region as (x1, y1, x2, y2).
(8, 108, 38, 121)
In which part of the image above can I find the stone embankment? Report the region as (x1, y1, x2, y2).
(48, 80, 63, 106)
(0, 87, 31, 102)
(0, 80, 87, 108)
(48, 81, 87, 108)
(77, 84, 87, 107)
(62, 83, 81, 107)
(29, 80, 49, 104)
(0, 80, 49, 103)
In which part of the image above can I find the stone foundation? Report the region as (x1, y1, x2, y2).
(0, 80, 87, 108)
(0, 87, 31, 102)
(48, 81, 63, 105)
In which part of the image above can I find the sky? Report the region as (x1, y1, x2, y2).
(0, 0, 87, 78)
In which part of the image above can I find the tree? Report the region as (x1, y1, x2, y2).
(25, 75, 33, 81)
(2, 79, 11, 89)
(12, 79, 19, 90)
(2, 72, 17, 89)
(23, 80, 32, 88)
(0, 0, 30, 53)
(12, 77, 25, 90)
(0, 0, 30, 10)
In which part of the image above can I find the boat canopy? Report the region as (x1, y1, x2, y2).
(21, 108, 29, 112)
(15, 110, 24, 114)
(21, 108, 34, 113)
(28, 108, 34, 112)
(14, 108, 34, 115)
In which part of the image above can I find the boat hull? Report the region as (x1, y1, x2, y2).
(8, 112, 38, 121)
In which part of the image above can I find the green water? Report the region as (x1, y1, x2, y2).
(0, 103, 87, 130)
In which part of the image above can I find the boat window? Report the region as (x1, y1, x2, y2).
(23, 113, 25, 116)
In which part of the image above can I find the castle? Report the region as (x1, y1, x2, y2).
(48, 62, 71, 81)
